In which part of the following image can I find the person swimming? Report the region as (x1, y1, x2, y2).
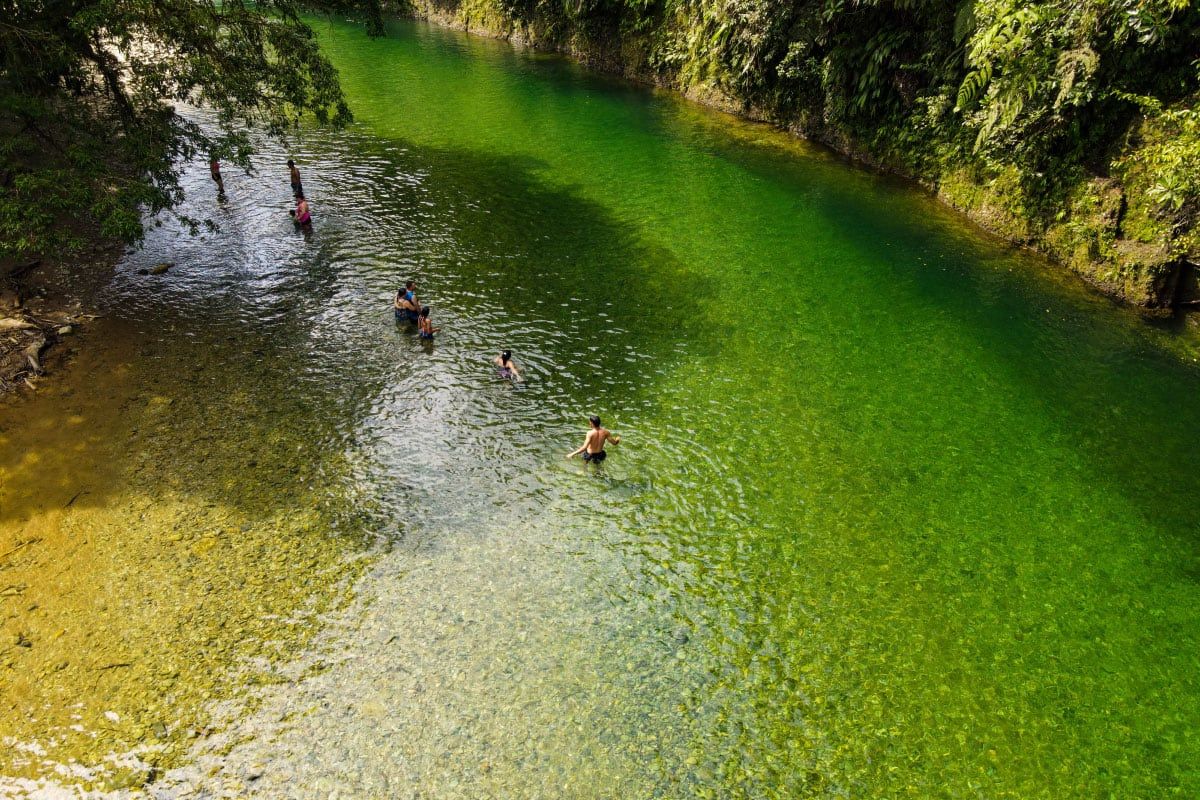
(418, 306, 439, 339)
(493, 350, 521, 381)
(567, 415, 621, 463)
(395, 280, 420, 323)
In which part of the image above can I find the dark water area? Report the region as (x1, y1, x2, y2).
(2, 16, 1199, 798)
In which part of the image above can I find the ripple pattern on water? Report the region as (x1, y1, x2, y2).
(5, 15, 1200, 798)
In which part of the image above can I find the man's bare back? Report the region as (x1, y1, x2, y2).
(586, 427, 616, 453)
(568, 416, 621, 462)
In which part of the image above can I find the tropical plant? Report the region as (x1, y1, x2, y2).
(0, 0, 382, 260)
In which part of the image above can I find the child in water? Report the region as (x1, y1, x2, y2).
(418, 306, 439, 339)
(292, 194, 312, 227)
(493, 350, 521, 381)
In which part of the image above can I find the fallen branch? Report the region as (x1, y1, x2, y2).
(0, 317, 36, 332)
(0, 538, 41, 562)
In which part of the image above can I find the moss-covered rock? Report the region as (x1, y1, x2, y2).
(936, 166, 1034, 244)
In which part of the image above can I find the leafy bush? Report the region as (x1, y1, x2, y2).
(487, 0, 1199, 273)
(0, 1, 382, 261)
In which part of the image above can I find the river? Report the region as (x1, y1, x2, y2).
(2, 16, 1199, 798)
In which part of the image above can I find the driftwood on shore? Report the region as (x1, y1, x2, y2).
(0, 322, 50, 392)
(0, 239, 126, 394)
(0, 300, 82, 393)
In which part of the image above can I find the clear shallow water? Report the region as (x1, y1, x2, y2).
(5, 16, 1200, 797)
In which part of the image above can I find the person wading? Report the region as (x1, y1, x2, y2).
(210, 156, 224, 196)
(288, 159, 303, 198)
(395, 280, 420, 323)
(494, 350, 521, 381)
(567, 415, 621, 463)
(418, 305, 440, 339)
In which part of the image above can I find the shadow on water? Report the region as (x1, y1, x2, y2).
(634, 115, 1200, 546)
(6, 17, 1200, 795)
(0, 125, 708, 529)
(0, 119, 719, 787)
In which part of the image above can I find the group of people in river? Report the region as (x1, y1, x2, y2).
(207, 156, 312, 227)
(392, 279, 621, 464)
(287, 160, 312, 227)
(393, 280, 439, 339)
(210, 155, 620, 465)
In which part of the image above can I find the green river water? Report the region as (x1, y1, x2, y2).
(3, 16, 1200, 799)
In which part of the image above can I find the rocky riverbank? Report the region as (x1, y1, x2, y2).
(0, 245, 122, 395)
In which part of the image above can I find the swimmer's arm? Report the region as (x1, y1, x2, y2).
(609, 433, 621, 445)
(567, 434, 590, 458)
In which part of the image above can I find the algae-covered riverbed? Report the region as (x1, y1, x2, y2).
(3, 16, 1200, 797)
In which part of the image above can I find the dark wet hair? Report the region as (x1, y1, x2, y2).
(287, 159, 295, 167)
(405, 280, 415, 289)
(420, 306, 430, 317)
(501, 350, 511, 363)
(589, 415, 601, 428)
(296, 193, 305, 200)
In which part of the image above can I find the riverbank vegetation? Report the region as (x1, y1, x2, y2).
(0, 1, 385, 391)
(1, 0, 1195, 308)
(405, 0, 1199, 306)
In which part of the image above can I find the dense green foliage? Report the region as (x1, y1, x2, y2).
(422, 0, 1199, 302)
(2, 0, 1194, 302)
(0, 0, 381, 260)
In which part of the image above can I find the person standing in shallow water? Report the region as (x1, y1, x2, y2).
(209, 157, 224, 196)
(288, 159, 303, 198)
(567, 415, 621, 463)
(395, 280, 420, 323)
(292, 193, 312, 227)
(418, 306, 440, 339)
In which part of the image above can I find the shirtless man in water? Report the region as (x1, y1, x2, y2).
(288, 159, 303, 198)
(567, 415, 621, 463)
